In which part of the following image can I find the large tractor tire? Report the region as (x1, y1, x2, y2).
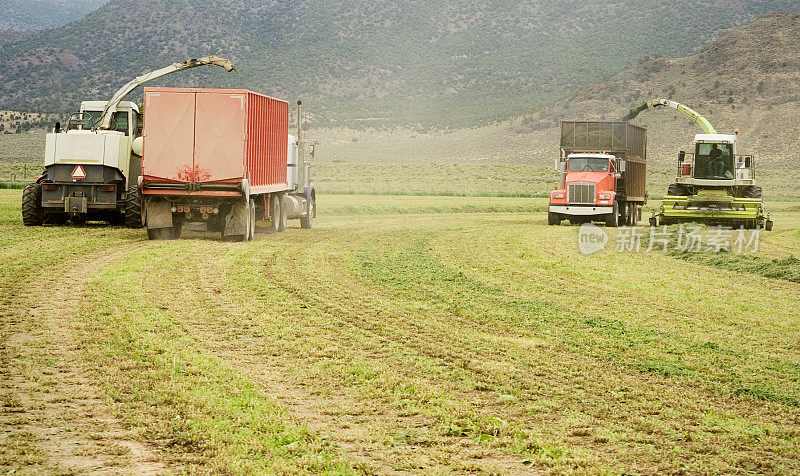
(300, 194, 315, 229)
(667, 183, 689, 196)
(547, 211, 560, 226)
(743, 186, 763, 199)
(22, 183, 44, 226)
(124, 186, 144, 228)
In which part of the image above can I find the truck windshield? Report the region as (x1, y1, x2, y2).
(568, 157, 609, 172)
(695, 143, 734, 179)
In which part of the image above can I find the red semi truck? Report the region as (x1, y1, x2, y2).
(548, 121, 647, 227)
(140, 87, 315, 240)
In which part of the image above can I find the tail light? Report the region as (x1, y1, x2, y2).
(101, 185, 115, 192)
(43, 184, 57, 191)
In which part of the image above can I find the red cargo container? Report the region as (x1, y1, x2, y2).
(142, 87, 289, 194)
(139, 88, 315, 241)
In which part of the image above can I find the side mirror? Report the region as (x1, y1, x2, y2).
(745, 156, 752, 168)
(53, 121, 61, 133)
(678, 150, 686, 163)
(618, 160, 626, 173)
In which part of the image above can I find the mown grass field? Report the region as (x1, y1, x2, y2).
(2, 188, 799, 474)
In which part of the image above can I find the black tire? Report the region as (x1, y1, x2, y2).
(649, 217, 657, 227)
(22, 183, 44, 226)
(125, 186, 144, 228)
(766, 220, 773, 232)
(619, 202, 628, 226)
(278, 195, 288, 232)
(667, 183, 689, 196)
(547, 211, 560, 226)
(300, 195, 315, 229)
(742, 186, 763, 199)
(605, 202, 619, 228)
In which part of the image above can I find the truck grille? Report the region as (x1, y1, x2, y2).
(567, 183, 596, 204)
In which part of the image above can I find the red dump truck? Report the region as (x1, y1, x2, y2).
(548, 121, 647, 227)
(140, 88, 315, 240)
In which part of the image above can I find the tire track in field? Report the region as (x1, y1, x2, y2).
(166, 242, 540, 475)
(254, 229, 800, 474)
(0, 241, 169, 475)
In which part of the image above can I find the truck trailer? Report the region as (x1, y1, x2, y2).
(140, 87, 315, 241)
(548, 121, 647, 227)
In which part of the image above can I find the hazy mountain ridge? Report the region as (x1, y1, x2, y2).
(0, 0, 798, 126)
(0, 0, 108, 31)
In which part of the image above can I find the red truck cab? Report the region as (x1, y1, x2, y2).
(549, 154, 619, 226)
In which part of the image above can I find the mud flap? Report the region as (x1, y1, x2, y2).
(224, 200, 248, 237)
(146, 201, 173, 229)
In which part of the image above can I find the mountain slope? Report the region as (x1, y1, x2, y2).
(0, 0, 798, 126)
(531, 11, 800, 165)
(0, 0, 108, 31)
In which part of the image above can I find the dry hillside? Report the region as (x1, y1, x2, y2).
(528, 11, 800, 166)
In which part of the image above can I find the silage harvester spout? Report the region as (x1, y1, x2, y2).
(97, 55, 236, 131)
(622, 98, 717, 134)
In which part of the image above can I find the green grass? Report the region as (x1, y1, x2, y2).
(1, 189, 800, 474)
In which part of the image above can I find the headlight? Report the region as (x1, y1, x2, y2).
(599, 194, 611, 200)
(552, 193, 565, 199)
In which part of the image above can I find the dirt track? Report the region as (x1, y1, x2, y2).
(0, 242, 167, 474)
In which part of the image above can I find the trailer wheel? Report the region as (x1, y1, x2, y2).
(262, 195, 281, 234)
(278, 195, 288, 232)
(766, 219, 773, 232)
(124, 186, 144, 228)
(300, 195, 315, 229)
(547, 212, 560, 226)
(22, 183, 44, 226)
